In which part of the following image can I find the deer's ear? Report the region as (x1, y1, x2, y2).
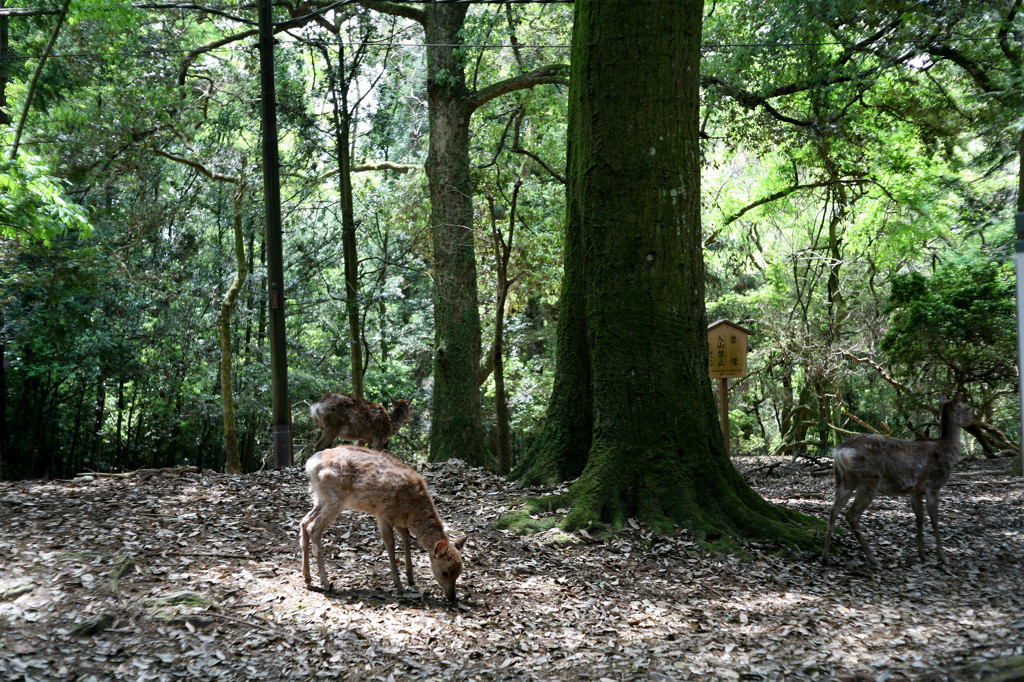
(454, 536, 469, 551)
(433, 539, 449, 557)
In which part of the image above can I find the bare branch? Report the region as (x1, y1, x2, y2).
(353, 0, 426, 25)
(178, 29, 258, 86)
(510, 145, 564, 185)
(843, 352, 910, 394)
(721, 181, 833, 226)
(469, 64, 569, 112)
(150, 146, 240, 185)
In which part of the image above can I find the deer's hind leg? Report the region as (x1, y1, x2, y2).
(313, 426, 339, 453)
(302, 502, 342, 591)
(823, 473, 856, 565)
(846, 484, 881, 568)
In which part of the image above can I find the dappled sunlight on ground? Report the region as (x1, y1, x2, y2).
(1, 455, 1021, 680)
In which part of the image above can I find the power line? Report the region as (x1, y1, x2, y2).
(0, 0, 573, 16)
(0, 42, 570, 61)
(1, 33, 1015, 63)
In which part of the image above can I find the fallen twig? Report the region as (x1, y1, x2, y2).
(76, 466, 199, 480)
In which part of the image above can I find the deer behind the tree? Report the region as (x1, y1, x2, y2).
(310, 393, 413, 452)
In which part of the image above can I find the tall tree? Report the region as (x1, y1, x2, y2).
(150, 146, 251, 475)
(315, 13, 373, 398)
(350, 2, 567, 466)
(511, 0, 815, 547)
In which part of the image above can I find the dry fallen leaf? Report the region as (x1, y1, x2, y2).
(0, 456, 1020, 680)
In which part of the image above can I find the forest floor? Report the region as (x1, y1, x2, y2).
(1, 453, 1022, 682)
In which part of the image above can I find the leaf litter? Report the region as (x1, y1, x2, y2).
(0, 455, 1021, 681)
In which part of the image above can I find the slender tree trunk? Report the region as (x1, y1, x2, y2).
(326, 39, 364, 397)
(125, 387, 138, 469)
(352, 1, 566, 467)
(257, 238, 267, 366)
(424, 5, 487, 465)
(69, 376, 85, 476)
(0, 341, 6, 479)
(220, 186, 248, 474)
(821, 143, 848, 448)
(1016, 131, 1023, 476)
(92, 380, 105, 471)
(1018, 131, 1023, 214)
(378, 227, 390, 366)
(512, 0, 817, 548)
(8, 0, 69, 159)
(116, 378, 125, 471)
(1, 0, 10, 127)
(488, 191, 518, 475)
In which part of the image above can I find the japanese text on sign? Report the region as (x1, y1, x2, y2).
(707, 320, 749, 379)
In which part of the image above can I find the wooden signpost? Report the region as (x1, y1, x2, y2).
(708, 319, 752, 457)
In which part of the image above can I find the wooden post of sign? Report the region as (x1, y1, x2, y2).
(708, 320, 752, 457)
(718, 377, 730, 457)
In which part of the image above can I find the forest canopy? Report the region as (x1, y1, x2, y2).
(0, 0, 1020, 481)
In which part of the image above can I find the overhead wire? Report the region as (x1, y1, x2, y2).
(0, 34, 1015, 63)
(0, 0, 1016, 62)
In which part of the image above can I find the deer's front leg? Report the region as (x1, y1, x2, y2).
(910, 493, 927, 563)
(398, 527, 415, 588)
(925, 489, 949, 565)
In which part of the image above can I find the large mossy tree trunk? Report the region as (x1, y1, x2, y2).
(514, 0, 817, 547)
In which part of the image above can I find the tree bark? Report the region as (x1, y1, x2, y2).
(347, 1, 566, 466)
(423, 4, 487, 465)
(513, 0, 817, 548)
(8, 0, 69, 159)
(325, 38, 364, 398)
(488, 191, 518, 475)
(1, 0, 10, 127)
(220, 185, 247, 474)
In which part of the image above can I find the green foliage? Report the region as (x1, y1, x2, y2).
(0, 154, 93, 245)
(1, 0, 1019, 480)
(882, 250, 1015, 391)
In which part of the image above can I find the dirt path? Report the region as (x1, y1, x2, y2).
(1, 456, 1021, 681)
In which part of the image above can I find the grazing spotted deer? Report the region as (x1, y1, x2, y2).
(300, 446, 467, 601)
(310, 392, 413, 452)
(822, 395, 976, 568)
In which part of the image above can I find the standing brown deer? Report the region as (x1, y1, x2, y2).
(822, 395, 976, 568)
(300, 445, 467, 601)
(310, 392, 413, 452)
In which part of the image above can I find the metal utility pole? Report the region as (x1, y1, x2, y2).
(258, 0, 292, 468)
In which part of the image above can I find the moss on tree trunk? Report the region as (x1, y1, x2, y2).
(511, 0, 819, 550)
(511, 180, 592, 484)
